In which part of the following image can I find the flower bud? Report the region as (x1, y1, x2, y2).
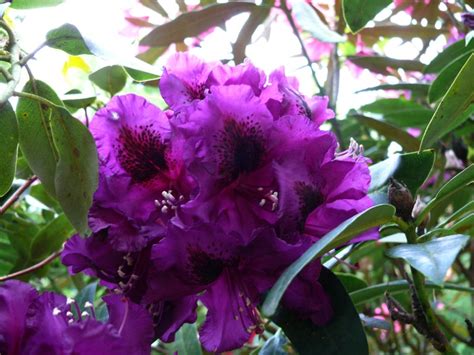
(388, 178, 415, 222)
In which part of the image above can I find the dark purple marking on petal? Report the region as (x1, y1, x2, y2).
(186, 246, 226, 285)
(294, 181, 324, 227)
(116, 124, 168, 183)
(213, 119, 266, 182)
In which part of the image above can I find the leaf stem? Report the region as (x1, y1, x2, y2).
(0, 176, 37, 215)
(0, 20, 22, 107)
(0, 248, 62, 282)
(12, 90, 59, 108)
(19, 41, 47, 66)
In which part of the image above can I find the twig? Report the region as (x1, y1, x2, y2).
(436, 314, 473, 346)
(0, 176, 37, 215)
(0, 249, 62, 282)
(13, 90, 58, 108)
(19, 41, 47, 66)
(0, 20, 21, 107)
(279, 0, 325, 95)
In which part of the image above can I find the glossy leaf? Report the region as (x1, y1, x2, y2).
(259, 329, 287, 355)
(169, 323, 202, 355)
(89, 65, 127, 96)
(350, 280, 474, 306)
(262, 204, 395, 316)
(369, 150, 435, 196)
(50, 106, 98, 234)
(386, 234, 469, 284)
(273, 268, 368, 355)
(360, 99, 433, 127)
(10, 0, 64, 9)
(420, 54, 474, 150)
(16, 80, 61, 197)
(356, 83, 430, 96)
(29, 214, 74, 263)
(347, 56, 424, 74)
(0, 102, 18, 197)
(335, 273, 368, 293)
(342, 0, 392, 33)
(123, 67, 160, 82)
(140, 2, 257, 47)
(424, 38, 474, 73)
(355, 114, 420, 151)
(428, 52, 471, 103)
(62, 92, 96, 109)
(46, 23, 92, 56)
(292, 0, 345, 43)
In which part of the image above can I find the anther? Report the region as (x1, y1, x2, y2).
(154, 199, 161, 207)
(84, 301, 93, 309)
(81, 311, 89, 318)
(161, 205, 169, 213)
(259, 199, 266, 207)
(68, 319, 74, 324)
(66, 311, 74, 317)
(66, 298, 75, 305)
(117, 269, 126, 278)
(52, 307, 61, 316)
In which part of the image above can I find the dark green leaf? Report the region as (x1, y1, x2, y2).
(420, 54, 474, 150)
(273, 268, 368, 355)
(386, 234, 469, 284)
(10, 0, 64, 9)
(46, 23, 92, 56)
(259, 329, 287, 355)
(74, 281, 98, 315)
(360, 99, 433, 127)
(62, 92, 96, 109)
(0, 102, 18, 197)
(424, 38, 474, 73)
(355, 114, 420, 151)
(29, 214, 74, 263)
(169, 323, 202, 355)
(123, 67, 160, 82)
(428, 52, 471, 103)
(369, 150, 435, 196)
(0, 232, 18, 275)
(30, 184, 61, 211)
(140, 2, 257, 47)
(335, 273, 368, 293)
(89, 66, 127, 96)
(292, 0, 345, 43)
(50, 106, 98, 234)
(347, 56, 425, 74)
(356, 83, 430, 96)
(262, 204, 395, 316)
(342, 0, 392, 33)
(16, 80, 62, 197)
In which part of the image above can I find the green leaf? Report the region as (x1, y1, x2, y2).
(10, 0, 64, 9)
(347, 56, 425, 74)
(169, 323, 202, 355)
(359, 25, 446, 40)
(354, 114, 420, 151)
(273, 268, 368, 355)
(0, 232, 18, 275)
(123, 67, 160, 82)
(292, 0, 345, 43)
(0, 102, 18, 197)
(74, 281, 98, 315)
(62, 92, 96, 110)
(29, 214, 74, 263)
(369, 150, 435, 196)
(359, 314, 391, 330)
(342, 0, 392, 33)
(46, 23, 92, 56)
(428, 52, 472, 103)
(139, 0, 169, 17)
(140, 2, 257, 47)
(420, 54, 474, 150)
(89, 66, 127, 96)
(386, 234, 469, 284)
(356, 83, 430, 96)
(16, 80, 62, 197)
(424, 38, 474, 74)
(360, 98, 433, 127)
(350, 280, 474, 306)
(335, 273, 368, 293)
(50, 106, 98, 234)
(29, 184, 61, 211)
(262, 204, 395, 316)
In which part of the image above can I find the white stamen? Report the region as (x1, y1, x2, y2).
(117, 269, 126, 278)
(66, 311, 74, 317)
(161, 205, 169, 214)
(52, 307, 61, 316)
(259, 199, 266, 207)
(257, 187, 264, 191)
(66, 298, 75, 305)
(161, 191, 169, 198)
(154, 199, 161, 207)
(68, 319, 74, 324)
(110, 111, 119, 120)
(81, 311, 89, 318)
(84, 301, 94, 309)
(272, 202, 278, 211)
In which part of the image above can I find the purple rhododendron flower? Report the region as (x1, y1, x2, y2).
(462, 12, 474, 30)
(0, 280, 154, 355)
(58, 52, 376, 352)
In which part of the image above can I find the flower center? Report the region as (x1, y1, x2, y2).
(214, 119, 266, 182)
(294, 181, 324, 226)
(116, 124, 168, 183)
(187, 246, 226, 285)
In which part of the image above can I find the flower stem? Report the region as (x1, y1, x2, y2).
(0, 176, 37, 215)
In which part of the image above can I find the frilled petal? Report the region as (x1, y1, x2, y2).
(0, 281, 38, 355)
(199, 276, 255, 353)
(308, 95, 335, 126)
(152, 295, 198, 342)
(91, 94, 172, 187)
(104, 295, 154, 355)
(160, 52, 214, 109)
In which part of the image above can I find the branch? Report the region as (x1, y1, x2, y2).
(279, 0, 325, 95)
(0, 20, 22, 107)
(0, 176, 37, 215)
(0, 249, 62, 282)
(19, 41, 47, 66)
(13, 90, 58, 108)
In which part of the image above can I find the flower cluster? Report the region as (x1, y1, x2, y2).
(15, 53, 373, 352)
